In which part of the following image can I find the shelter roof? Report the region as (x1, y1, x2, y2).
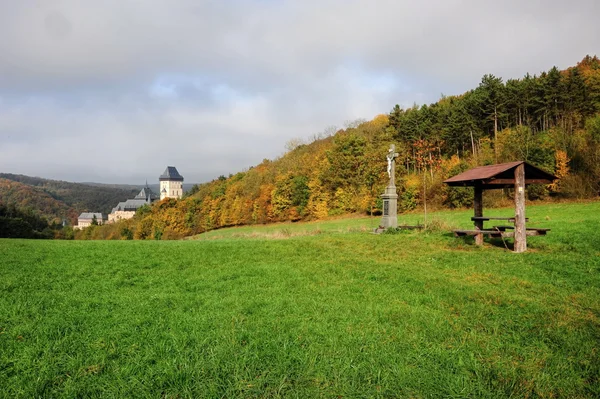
(444, 161, 557, 188)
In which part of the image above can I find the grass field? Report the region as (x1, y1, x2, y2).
(1, 202, 599, 398)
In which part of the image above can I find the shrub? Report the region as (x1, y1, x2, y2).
(120, 226, 133, 240)
(559, 174, 596, 198)
(399, 186, 418, 212)
(444, 186, 473, 208)
(527, 184, 548, 200)
(443, 159, 473, 208)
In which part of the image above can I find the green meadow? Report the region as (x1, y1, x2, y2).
(1, 202, 599, 398)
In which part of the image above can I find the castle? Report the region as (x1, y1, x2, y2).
(106, 166, 184, 223)
(159, 166, 184, 200)
(107, 184, 158, 223)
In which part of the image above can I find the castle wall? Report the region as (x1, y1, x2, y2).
(108, 210, 136, 223)
(160, 180, 183, 200)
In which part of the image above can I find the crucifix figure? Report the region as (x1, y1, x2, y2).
(377, 143, 399, 231)
(386, 144, 399, 187)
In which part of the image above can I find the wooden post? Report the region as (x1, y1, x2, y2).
(474, 184, 483, 245)
(514, 164, 526, 253)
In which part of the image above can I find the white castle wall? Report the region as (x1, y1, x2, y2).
(160, 180, 183, 200)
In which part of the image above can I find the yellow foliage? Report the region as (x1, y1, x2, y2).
(333, 187, 357, 213)
(312, 199, 329, 220)
(403, 174, 422, 189)
(358, 186, 377, 214)
(441, 155, 462, 175)
(306, 178, 328, 219)
(371, 114, 389, 129)
(549, 150, 570, 192)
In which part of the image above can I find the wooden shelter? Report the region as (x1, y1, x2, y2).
(443, 161, 557, 252)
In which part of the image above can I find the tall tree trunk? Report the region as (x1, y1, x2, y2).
(423, 169, 427, 228)
(429, 153, 433, 179)
(494, 105, 498, 162)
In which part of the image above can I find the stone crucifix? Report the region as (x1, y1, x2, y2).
(386, 144, 399, 187)
(378, 143, 399, 231)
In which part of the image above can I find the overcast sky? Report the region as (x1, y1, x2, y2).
(0, 0, 598, 184)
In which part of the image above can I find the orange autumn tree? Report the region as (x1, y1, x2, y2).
(549, 150, 570, 193)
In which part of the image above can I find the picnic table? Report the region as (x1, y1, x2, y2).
(443, 161, 557, 252)
(470, 216, 529, 223)
(453, 216, 549, 242)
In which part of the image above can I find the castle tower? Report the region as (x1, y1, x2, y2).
(159, 166, 184, 200)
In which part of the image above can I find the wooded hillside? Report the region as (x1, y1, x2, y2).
(0, 174, 139, 223)
(74, 56, 600, 239)
(0, 178, 76, 223)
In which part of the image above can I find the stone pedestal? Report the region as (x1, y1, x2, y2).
(379, 185, 398, 229)
(374, 144, 399, 234)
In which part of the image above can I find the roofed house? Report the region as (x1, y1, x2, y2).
(76, 212, 104, 229)
(108, 184, 159, 223)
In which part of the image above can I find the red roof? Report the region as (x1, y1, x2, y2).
(444, 161, 557, 188)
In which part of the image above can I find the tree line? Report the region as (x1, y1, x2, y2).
(0, 201, 73, 239)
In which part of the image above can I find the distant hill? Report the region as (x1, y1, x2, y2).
(0, 174, 139, 223)
(0, 178, 76, 223)
(0, 173, 197, 225)
(81, 182, 196, 193)
(79, 182, 143, 190)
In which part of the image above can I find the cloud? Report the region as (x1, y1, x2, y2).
(0, 0, 598, 183)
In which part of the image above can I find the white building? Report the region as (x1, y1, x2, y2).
(75, 212, 104, 229)
(159, 166, 184, 200)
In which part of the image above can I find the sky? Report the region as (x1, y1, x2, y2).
(0, 0, 598, 184)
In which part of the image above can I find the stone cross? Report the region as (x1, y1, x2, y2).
(386, 144, 399, 187)
(377, 143, 399, 231)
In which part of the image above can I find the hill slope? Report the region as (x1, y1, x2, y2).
(0, 178, 76, 223)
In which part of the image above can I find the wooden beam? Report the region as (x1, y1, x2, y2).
(473, 184, 483, 245)
(514, 164, 526, 253)
(483, 178, 553, 185)
(480, 185, 513, 190)
(524, 179, 554, 184)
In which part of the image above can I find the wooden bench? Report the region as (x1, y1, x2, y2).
(526, 228, 550, 236)
(453, 229, 505, 238)
(455, 216, 550, 246)
(492, 226, 550, 234)
(491, 225, 514, 231)
(471, 217, 529, 223)
(454, 227, 550, 239)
